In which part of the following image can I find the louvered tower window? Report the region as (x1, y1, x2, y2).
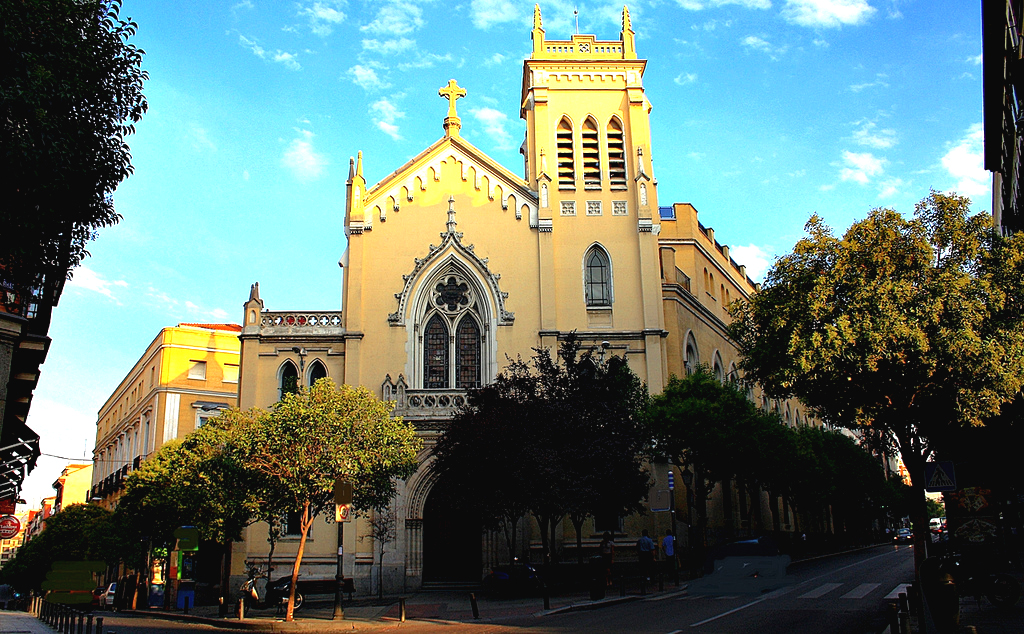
(556, 117, 575, 189)
(582, 117, 601, 189)
(607, 118, 627, 189)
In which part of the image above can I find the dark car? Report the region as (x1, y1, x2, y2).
(893, 528, 913, 544)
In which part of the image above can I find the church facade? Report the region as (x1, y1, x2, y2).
(233, 6, 808, 593)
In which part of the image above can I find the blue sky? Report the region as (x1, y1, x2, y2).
(20, 0, 986, 506)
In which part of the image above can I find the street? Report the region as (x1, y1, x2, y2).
(73, 545, 914, 634)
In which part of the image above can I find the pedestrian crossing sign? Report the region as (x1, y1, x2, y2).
(924, 461, 956, 492)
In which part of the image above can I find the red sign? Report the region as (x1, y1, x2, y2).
(0, 498, 15, 514)
(0, 515, 21, 540)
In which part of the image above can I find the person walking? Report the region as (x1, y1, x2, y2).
(662, 529, 677, 583)
(599, 531, 615, 587)
(636, 529, 656, 581)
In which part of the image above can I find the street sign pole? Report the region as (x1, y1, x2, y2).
(333, 479, 352, 620)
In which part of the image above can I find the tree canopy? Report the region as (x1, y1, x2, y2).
(727, 191, 1024, 574)
(432, 337, 650, 565)
(1, 0, 147, 304)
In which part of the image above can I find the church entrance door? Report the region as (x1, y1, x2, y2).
(422, 478, 482, 582)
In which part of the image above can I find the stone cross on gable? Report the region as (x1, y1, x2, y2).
(439, 79, 467, 137)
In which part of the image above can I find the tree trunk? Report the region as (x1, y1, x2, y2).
(570, 514, 586, 565)
(768, 491, 781, 533)
(721, 479, 734, 538)
(219, 541, 232, 618)
(502, 514, 519, 565)
(286, 501, 311, 622)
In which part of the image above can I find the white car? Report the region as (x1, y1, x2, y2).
(99, 582, 116, 610)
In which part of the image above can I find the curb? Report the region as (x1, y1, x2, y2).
(538, 594, 641, 616)
(119, 609, 386, 631)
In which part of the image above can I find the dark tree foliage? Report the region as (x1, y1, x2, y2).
(432, 336, 650, 565)
(1, 0, 147, 304)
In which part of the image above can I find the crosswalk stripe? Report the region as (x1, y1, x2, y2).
(798, 582, 843, 598)
(841, 583, 880, 599)
(885, 583, 911, 600)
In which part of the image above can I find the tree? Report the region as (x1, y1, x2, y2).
(1, 0, 147, 304)
(646, 367, 768, 552)
(728, 191, 1024, 581)
(432, 337, 650, 566)
(225, 379, 420, 621)
(361, 504, 397, 600)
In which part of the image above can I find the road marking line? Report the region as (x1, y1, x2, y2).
(885, 583, 911, 600)
(841, 583, 880, 599)
(689, 596, 768, 628)
(667, 630, 684, 633)
(798, 583, 843, 599)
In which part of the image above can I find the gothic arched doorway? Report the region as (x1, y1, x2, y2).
(422, 477, 482, 582)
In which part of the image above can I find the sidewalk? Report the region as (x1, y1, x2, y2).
(0, 609, 55, 634)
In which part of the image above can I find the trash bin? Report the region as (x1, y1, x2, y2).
(589, 555, 606, 601)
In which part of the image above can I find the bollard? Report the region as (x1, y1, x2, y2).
(619, 575, 626, 597)
(238, 597, 246, 620)
(887, 603, 900, 633)
(898, 611, 911, 634)
(469, 592, 480, 619)
(96, 616, 103, 634)
(183, 594, 190, 615)
(78, 611, 84, 634)
(906, 583, 916, 616)
(219, 595, 226, 618)
(898, 591, 909, 614)
(87, 613, 94, 634)
(399, 597, 406, 622)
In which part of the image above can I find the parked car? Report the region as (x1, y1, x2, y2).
(99, 582, 116, 610)
(894, 528, 913, 544)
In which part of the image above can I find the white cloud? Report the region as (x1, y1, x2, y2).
(967, 53, 982, 66)
(852, 120, 896, 149)
(729, 244, 774, 282)
(239, 35, 301, 70)
(282, 129, 327, 182)
(677, 0, 771, 9)
(849, 74, 889, 92)
(674, 72, 698, 85)
(347, 64, 390, 91)
(233, 0, 254, 11)
(839, 150, 886, 184)
(361, 2, 424, 36)
(371, 98, 405, 141)
(470, 107, 514, 151)
(813, 37, 829, 47)
(878, 177, 904, 199)
(189, 127, 216, 152)
(398, 52, 455, 71)
(299, 1, 346, 36)
(470, 0, 521, 30)
(485, 53, 507, 66)
(66, 266, 128, 303)
(362, 37, 416, 55)
(741, 35, 787, 59)
(941, 123, 989, 197)
(781, 0, 876, 29)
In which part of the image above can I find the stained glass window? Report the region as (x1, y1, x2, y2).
(280, 361, 299, 398)
(456, 318, 481, 388)
(585, 247, 611, 306)
(424, 315, 449, 388)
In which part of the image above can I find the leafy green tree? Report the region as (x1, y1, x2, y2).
(646, 367, 755, 551)
(1, 0, 147, 304)
(432, 337, 650, 566)
(728, 191, 1024, 579)
(225, 379, 420, 621)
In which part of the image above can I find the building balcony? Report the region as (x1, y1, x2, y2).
(382, 374, 467, 423)
(251, 311, 345, 338)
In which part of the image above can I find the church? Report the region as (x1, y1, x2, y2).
(233, 6, 808, 593)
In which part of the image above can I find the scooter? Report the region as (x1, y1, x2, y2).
(937, 551, 1020, 607)
(240, 564, 304, 615)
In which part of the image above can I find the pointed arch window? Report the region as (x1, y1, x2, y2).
(685, 337, 698, 375)
(456, 317, 481, 389)
(308, 359, 328, 386)
(424, 315, 449, 389)
(556, 117, 575, 189)
(607, 118, 627, 189)
(582, 117, 601, 189)
(279, 361, 299, 399)
(584, 246, 612, 307)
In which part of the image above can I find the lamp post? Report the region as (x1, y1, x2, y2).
(681, 469, 694, 576)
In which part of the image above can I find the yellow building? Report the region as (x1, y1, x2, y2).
(52, 463, 92, 512)
(90, 323, 241, 507)
(235, 6, 813, 593)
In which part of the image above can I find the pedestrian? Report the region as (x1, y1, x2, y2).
(599, 531, 615, 587)
(662, 529, 677, 581)
(0, 583, 12, 610)
(636, 529, 656, 581)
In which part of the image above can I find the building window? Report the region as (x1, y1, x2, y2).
(456, 317, 481, 389)
(607, 118, 626, 188)
(586, 200, 602, 216)
(224, 364, 239, 383)
(280, 361, 299, 398)
(584, 245, 612, 307)
(556, 117, 575, 189)
(424, 314, 449, 388)
(282, 510, 309, 538)
(561, 200, 576, 216)
(582, 117, 601, 189)
(612, 200, 627, 216)
(308, 359, 328, 386)
(685, 337, 698, 374)
(188, 361, 206, 380)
